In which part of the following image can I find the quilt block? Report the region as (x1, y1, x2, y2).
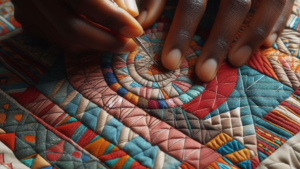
(0, 0, 299, 169)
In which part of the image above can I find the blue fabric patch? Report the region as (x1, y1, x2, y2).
(104, 73, 118, 86)
(204, 66, 293, 137)
(123, 137, 158, 168)
(258, 150, 268, 162)
(237, 160, 252, 169)
(101, 118, 123, 145)
(158, 100, 168, 109)
(82, 107, 101, 131)
(130, 81, 142, 88)
(217, 162, 231, 169)
(172, 83, 183, 94)
(217, 139, 245, 155)
(116, 87, 128, 97)
(152, 82, 159, 88)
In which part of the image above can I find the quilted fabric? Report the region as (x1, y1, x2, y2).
(0, 0, 299, 169)
(257, 132, 300, 169)
(0, 141, 30, 169)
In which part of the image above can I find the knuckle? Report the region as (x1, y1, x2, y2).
(254, 27, 268, 40)
(174, 30, 191, 42)
(182, 0, 205, 13)
(270, 0, 286, 8)
(216, 38, 230, 52)
(234, 0, 251, 10)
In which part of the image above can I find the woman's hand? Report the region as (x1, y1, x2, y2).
(137, 0, 295, 82)
(11, 0, 143, 53)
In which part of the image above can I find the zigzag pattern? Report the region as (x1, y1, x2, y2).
(0, 89, 106, 169)
(65, 54, 236, 169)
(16, 87, 147, 169)
(145, 107, 221, 144)
(34, 78, 181, 169)
(205, 65, 294, 163)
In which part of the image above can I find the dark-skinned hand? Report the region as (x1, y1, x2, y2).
(12, 0, 295, 82)
(136, 0, 294, 81)
(11, 0, 143, 53)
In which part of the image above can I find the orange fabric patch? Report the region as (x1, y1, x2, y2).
(84, 138, 116, 158)
(124, 93, 139, 105)
(147, 65, 160, 75)
(116, 75, 127, 81)
(24, 135, 35, 143)
(110, 83, 122, 91)
(206, 132, 233, 150)
(56, 115, 71, 127)
(0, 113, 6, 124)
(127, 50, 138, 61)
(112, 155, 130, 169)
(206, 157, 238, 169)
(224, 148, 251, 164)
(179, 162, 195, 169)
(14, 114, 23, 123)
(161, 88, 169, 99)
(2, 104, 9, 111)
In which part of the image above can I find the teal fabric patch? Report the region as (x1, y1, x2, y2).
(204, 66, 294, 137)
(101, 118, 123, 145)
(217, 139, 245, 155)
(217, 162, 231, 169)
(123, 137, 159, 168)
(237, 160, 252, 169)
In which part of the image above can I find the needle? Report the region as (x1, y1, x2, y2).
(110, 0, 158, 66)
(132, 36, 158, 66)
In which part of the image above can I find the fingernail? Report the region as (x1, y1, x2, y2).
(137, 11, 147, 25)
(264, 33, 277, 47)
(163, 49, 182, 70)
(196, 58, 218, 82)
(120, 25, 143, 38)
(230, 46, 252, 67)
(124, 0, 139, 17)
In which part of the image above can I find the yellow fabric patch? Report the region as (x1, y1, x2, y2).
(110, 83, 122, 91)
(224, 148, 251, 164)
(206, 132, 233, 150)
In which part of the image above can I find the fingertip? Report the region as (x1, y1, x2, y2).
(119, 24, 143, 38)
(115, 0, 139, 17)
(119, 39, 138, 52)
(263, 33, 277, 47)
(196, 58, 218, 82)
(228, 45, 252, 67)
(161, 49, 182, 70)
(124, 0, 139, 17)
(136, 10, 147, 26)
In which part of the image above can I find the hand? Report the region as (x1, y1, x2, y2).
(137, 0, 294, 82)
(11, 0, 143, 53)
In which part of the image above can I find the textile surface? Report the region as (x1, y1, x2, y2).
(0, 0, 299, 169)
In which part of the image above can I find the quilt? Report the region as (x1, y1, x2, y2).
(0, 0, 299, 168)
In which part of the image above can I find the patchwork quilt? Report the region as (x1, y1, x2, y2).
(0, 0, 299, 168)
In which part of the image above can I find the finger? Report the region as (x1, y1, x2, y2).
(228, 0, 286, 67)
(114, 0, 139, 17)
(196, 0, 251, 82)
(136, 0, 168, 28)
(66, 0, 143, 38)
(263, 0, 294, 47)
(31, 0, 137, 52)
(161, 0, 207, 70)
(13, 0, 91, 53)
(195, 0, 251, 81)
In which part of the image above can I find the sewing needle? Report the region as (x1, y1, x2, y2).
(110, 0, 158, 66)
